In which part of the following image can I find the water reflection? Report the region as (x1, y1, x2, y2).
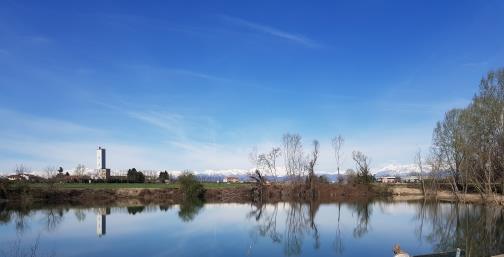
(248, 201, 373, 256)
(0, 200, 503, 257)
(178, 199, 204, 222)
(333, 203, 344, 255)
(414, 201, 504, 257)
(349, 201, 372, 239)
(42, 208, 65, 232)
(96, 208, 109, 237)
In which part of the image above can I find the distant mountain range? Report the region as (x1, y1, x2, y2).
(373, 164, 429, 177)
(6, 164, 430, 180)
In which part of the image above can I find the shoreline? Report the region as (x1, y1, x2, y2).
(2, 183, 503, 205)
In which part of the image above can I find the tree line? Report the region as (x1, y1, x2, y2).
(426, 68, 504, 203)
(249, 133, 375, 201)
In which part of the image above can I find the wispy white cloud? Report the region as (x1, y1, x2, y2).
(124, 64, 232, 83)
(123, 109, 218, 142)
(220, 15, 321, 48)
(127, 111, 187, 139)
(0, 108, 103, 136)
(0, 107, 433, 175)
(167, 69, 231, 82)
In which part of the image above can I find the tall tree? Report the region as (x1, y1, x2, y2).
(414, 149, 427, 197)
(306, 140, 319, 186)
(431, 68, 504, 203)
(282, 133, 305, 182)
(258, 147, 282, 181)
(332, 135, 345, 182)
(74, 164, 86, 177)
(352, 151, 373, 184)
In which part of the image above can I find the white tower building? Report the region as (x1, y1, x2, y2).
(97, 147, 106, 170)
(95, 147, 110, 180)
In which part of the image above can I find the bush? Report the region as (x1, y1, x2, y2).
(177, 171, 205, 199)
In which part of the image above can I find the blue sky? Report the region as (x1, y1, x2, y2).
(1, 0, 503, 173)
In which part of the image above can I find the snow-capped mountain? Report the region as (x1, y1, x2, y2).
(8, 164, 431, 180)
(373, 163, 430, 177)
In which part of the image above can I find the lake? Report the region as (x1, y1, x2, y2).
(0, 200, 503, 257)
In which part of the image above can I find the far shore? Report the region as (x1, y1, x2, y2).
(2, 182, 503, 205)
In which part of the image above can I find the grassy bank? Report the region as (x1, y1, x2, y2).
(2, 182, 384, 203)
(22, 182, 250, 190)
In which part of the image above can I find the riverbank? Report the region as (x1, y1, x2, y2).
(2, 182, 502, 205)
(1, 182, 387, 204)
(388, 184, 504, 204)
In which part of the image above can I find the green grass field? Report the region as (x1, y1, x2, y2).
(26, 182, 249, 190)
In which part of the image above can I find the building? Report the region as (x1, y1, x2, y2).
(96, 147, 111, 180)
(403, 176, 420, 183)
(7, 173, 44, 182)
(377, 176, 398, 183)
(223, 176, 240, 183)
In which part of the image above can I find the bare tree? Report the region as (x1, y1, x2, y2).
(249, 146, 264, 183)
(249, 147, 267, 201)
(345, 168, 357, 184)
(74, 164, 86, 177)
(257, 147, 282, 182)
(414, 149, 427, 197)
(143, 170, 158, 182)
(429, 69, 504, 204)
(426, 150, 443, 198)
(44, 166, 57, 179)
(249, 146, 259, 169)
(432, 109, 465, 200)
(332, 135, 345, 183)
(43, 165, 56, 188)
(352, 151, 373, 184)
(306, 140, 320, 194)
(282, 133, 305, 182)
(14, 164, 30, 175)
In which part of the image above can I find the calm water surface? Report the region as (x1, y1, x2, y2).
(0, 200, 503, 257)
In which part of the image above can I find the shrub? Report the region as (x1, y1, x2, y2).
(177, 171, 205, 199)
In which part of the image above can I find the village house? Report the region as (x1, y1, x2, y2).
(223, 176, 240, 183)
(7, 173, 45, 182)
(377, 176, 399, 183)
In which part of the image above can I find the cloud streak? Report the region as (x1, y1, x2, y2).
(221, 15, 321, 48)
(124, 64, 232, 83)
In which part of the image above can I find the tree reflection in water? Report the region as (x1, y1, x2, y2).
(284, 203, 319, 256)
(0, 200, 502, 257)
(247, 201, 321, 256)
(248, 200, 375, 256)
(74, 209, 86, 222)
(333, 202, 344, 255)
(42, 208, 65, 232)
(414, 201, 504, 257)
(0, 202, 32, 235)
(349, 201, 372, 239)
(247, 203, 282, 243)
(178, 199, 204, 222)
